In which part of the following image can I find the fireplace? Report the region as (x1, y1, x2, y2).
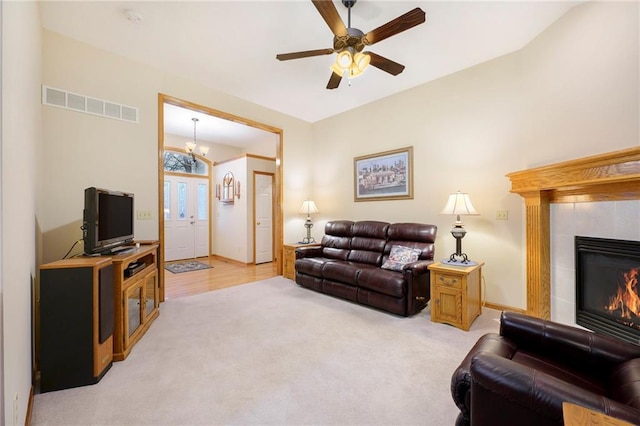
(575, 236, 640, 345)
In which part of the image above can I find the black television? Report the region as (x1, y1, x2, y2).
(83, 187, 134, 255)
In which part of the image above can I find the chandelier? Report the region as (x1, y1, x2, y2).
(185, 117, 209, 162)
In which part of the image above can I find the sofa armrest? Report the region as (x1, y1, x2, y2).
(470, 352, 640, 426)
(295, 246, 323, 259)
(499, 312, 640, 373)
(402, 259, 433, 275)
(401, 260, 434, 315)
(451, 333, 518, 423)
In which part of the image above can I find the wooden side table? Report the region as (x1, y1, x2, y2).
(428, 261, 484, 331)
(562, 402, 634, 426)
(282, 243, 320, 280)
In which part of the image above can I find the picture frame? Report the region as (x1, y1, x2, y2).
(354, 146, 413, 202)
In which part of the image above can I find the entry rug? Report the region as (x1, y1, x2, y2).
(165, 260, 213, 274)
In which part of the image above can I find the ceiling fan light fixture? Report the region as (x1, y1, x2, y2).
(330, 62, 345, 76)
(353, 52, 370, 71)
(348, 66, 363, 79)
(336, 50, 353, 68)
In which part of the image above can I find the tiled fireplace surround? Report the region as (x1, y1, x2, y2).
(507, 147, 640, 324)
(550, 200, 640, 326)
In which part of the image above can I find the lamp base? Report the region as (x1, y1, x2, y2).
(441, 257, 478, 267)
(300, 218, 315, 244)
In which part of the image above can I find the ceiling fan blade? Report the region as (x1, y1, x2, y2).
(327, 72, 342, 90)
(276, 48, 335, 61)
(312, 0, 348, 37)
(363, 8, 426, 46)
(367, 52, 405, 76)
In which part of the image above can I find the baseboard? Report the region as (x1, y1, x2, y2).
(211, 254, 251, 266)
(482, 301, 526, 314)
(26, 385, 34, 426)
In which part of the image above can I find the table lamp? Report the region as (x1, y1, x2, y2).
(440, 191, 479, 264)
(299, 200, 319, 244)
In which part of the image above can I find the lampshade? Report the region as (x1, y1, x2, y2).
(336, 50, 353, 68)
(331, 49, 370, 79)
(198, 146, 209, 156)
(299, 200, 319, 215)
(440, 191, 479, 216)
(185, 141, 196, 153)
(353, 52, 370, 71)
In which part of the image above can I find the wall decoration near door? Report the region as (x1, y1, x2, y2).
(354, 146, 413, 201)
(218, 171, 236, 204)
(165, 260, 213, 274)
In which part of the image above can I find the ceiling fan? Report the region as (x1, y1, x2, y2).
(276, 0, 426, 90)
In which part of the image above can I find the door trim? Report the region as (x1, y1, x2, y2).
(253, 171, 275, 265)
(157, 94, 284, 302)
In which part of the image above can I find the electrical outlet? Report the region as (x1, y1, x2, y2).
(136, 210, 152, 220)
(496, 210, 509, 220)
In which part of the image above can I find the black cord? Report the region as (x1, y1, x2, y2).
(63, 239, 82, 259)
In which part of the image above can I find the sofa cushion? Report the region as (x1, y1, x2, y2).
(381, 245, 422, 271)
(321, 220, 353, 260)
(348, 221, 389, 266)
(295, 257, 333, 277)
(385, 223, 437, 261)
(323, 261, 364, 284)
(608, 358, 640, 408)
(357, 267, 406, 298)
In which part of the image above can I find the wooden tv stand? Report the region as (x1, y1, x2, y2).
(110, 244, 160, 361)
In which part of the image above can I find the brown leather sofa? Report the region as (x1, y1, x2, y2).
(451, 311, 640, 426)
(294, 220, 437, 316)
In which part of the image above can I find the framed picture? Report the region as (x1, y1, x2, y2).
(354, 146, 413, 202)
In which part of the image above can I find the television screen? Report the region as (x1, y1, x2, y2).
(83, 187, 134, 255)
(97, 192, 133, 241)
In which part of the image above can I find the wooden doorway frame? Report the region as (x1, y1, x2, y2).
(157, 94, 284, 302)
(253, 171, 276, 265)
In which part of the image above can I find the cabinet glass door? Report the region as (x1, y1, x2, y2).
(125, 284, 142, 340)
(143, 270, 158, 321)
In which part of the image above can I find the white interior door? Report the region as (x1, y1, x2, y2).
(254, 173, 273, 264)
(164, 176, 209, 262)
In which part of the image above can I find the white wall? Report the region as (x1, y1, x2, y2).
(212, 156, 276, 263)
(41, 30, 314, 263)
(309, 1, 639, 310)
(6, 5, 636, 423)
(2, 1, 42, 424)
(213, 159, 247, 261)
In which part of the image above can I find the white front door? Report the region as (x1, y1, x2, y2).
(254, 172, 273, 264)
(164, 176, 209, 262)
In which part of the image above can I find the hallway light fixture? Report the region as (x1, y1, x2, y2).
(184, 117, 209, 163)
(299, 200, 319, 244)
(440, 190, 479, 264)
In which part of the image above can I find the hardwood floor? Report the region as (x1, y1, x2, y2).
(164, 256, 278, 300)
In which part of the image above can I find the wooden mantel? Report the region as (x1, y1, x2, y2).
(507, 147, 640, 319)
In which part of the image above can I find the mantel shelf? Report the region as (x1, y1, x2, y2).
(506, 146, 640, 319)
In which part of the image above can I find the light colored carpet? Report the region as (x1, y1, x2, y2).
(32, 276, 500, 425)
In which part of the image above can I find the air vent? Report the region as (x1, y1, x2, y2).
(42, 85, 139, 124)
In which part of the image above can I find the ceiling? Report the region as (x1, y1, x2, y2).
(39, 0, 580, 142)
(163, 103, 276, 147)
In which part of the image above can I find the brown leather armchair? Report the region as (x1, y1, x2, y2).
(451, 312, 640, 426)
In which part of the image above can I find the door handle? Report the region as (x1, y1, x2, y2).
(257, 222, 261, 225)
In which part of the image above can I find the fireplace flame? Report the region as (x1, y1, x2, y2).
(604, 268, 640, 319)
